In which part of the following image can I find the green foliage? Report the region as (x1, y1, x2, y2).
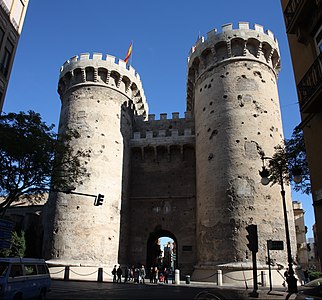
(0, 244, 10, 257)
(308, 271, 322, 281)
(10, 231, 26, 257)
(0, 111, 90, 215)
(0, 231, 26, 257)
(260, 126, 311, 194)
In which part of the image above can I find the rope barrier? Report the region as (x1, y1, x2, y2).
(223, 273, 253, 282)
(192, 272, 217, 281)
(277, 269, 286, 280)
(189, 270, 263, 282)
(223, 272, 262, 282)
(69, 269, 97, 276)
(49, 268, 65, 275)
(103, 270, 113, 277)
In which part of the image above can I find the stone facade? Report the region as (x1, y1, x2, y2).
(292, 201, 309, 270)
(42, 22, 297, 282)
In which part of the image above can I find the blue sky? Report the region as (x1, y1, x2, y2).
(3, 0, 314, 238)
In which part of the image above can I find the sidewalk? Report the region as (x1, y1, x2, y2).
(182, 281, 298, 299)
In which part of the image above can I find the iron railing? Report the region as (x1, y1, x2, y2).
(298, 52, 322, 110)
(284, 0, 304, 29)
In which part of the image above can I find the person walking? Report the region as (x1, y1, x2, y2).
(134, 267, 139, 283)
(112, 265, 117, 283)
(140, 265, 146, 284)
(117, 265, 122, 283)
(164, 267, 169, 284)
(283, 268, 289, 288)
(149, 267, 154, 283)
(153, 267, 159, 284)
(169, 267, 175, 284)
(130, 265, 135, 281)
(124, 266, 129, 283)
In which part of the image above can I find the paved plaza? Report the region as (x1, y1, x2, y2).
(47, 279, 298, 300)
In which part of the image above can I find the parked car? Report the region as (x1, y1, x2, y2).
(0, 257, 51, 300)
(296, 278, 322, 300)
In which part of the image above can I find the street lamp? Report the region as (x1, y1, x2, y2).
(259, 155, 300, 294)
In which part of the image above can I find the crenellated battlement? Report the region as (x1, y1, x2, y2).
(186, 22, 281, 112)
(146, 111, 193, 121)
(187, 22, 280, 72)
(130, 126, 195, 149)
(58, 52, 148, 118)
(189, 22, 278, 57)
(188, 22, 279, 58)
(132, 111, 195, 144)
(132, 127, 194, 140)
(60, 53, 142, 79)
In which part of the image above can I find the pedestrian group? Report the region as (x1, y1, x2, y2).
(111, 264, 174, 284)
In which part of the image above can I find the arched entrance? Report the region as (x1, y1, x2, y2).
(146, 229, 178, 271)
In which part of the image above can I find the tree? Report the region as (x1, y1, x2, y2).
(0, 231, 26, 257)
(0, 111, 90, 215)
(260, 126, 311, 194)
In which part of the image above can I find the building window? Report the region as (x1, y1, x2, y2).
(0, 40, 14, 77)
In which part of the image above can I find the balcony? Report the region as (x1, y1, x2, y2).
(298, 52, 322, 112)
(284, 0, 318, 35)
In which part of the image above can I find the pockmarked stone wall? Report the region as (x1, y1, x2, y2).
(187, 22, 296, 273)
(127, 114, 196, 273)
(42, 23, 297, 284)
(42, 53, 148, 266)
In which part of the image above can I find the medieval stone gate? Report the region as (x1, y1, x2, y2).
(42, 22, 296, 283)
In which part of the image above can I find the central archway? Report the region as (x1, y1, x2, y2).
(146, 229, 178, 271)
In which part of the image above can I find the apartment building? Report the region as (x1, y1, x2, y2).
(280, 0, 322, 269)
(0, 0, 29, 112)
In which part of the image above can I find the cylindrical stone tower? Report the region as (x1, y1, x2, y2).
(187, 23, 296, 276)
(42, 53, 148, 267)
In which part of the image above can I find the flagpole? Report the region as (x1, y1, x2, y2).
(129, 40, 133, 67)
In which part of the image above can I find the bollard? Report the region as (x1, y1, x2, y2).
(64, 266, 70, 281)
(174, 269, 180, 285)
(185, 275, 190, 284)
(97, 267, 103, 282)
(261, 271, 267, 287)
(217, 269, 222, 286)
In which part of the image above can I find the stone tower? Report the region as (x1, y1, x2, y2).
(187, 22, 296, 277)
(41, 23, 297, 284)
(42, 53, 148, 266)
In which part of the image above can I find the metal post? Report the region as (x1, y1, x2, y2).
(261, 271, 267, 287)
(217, 269, 222, 286)
(252, 251, 258, 294)
(174, 269, 180, 285)
(267, 240, 272, 292)
(279, 168, 298, 293)
(64, 266, 70, 281)
(260, 156, 298, 294)
(97, 267, 103, 282)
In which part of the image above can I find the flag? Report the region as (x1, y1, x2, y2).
(124, 42, 132, 63)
